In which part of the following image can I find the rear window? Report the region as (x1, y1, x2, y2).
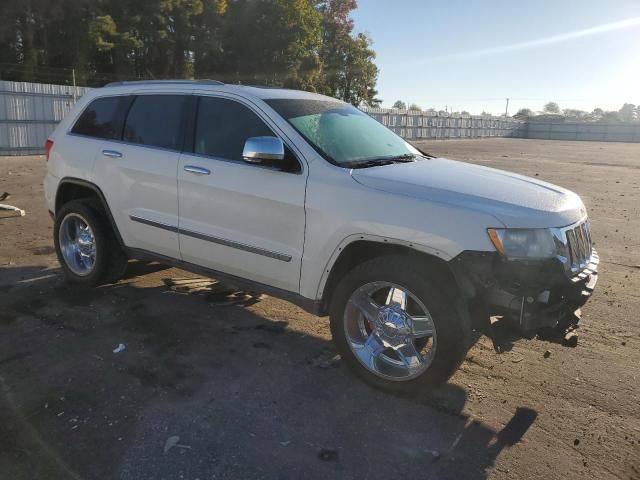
(123, 95, 187, 150)
(71, 96, 127, 139)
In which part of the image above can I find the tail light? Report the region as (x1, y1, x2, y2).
(44, 139, 54, 161)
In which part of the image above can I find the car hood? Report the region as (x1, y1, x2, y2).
(350, 157, 586, 228)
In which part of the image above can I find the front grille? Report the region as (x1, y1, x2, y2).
(564, 220, 593, 274)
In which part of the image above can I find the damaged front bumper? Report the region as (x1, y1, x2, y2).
(449, 250, 599, 335)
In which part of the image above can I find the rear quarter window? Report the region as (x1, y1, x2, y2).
(71, 96, 129, 139)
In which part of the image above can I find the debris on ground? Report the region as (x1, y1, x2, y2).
(563, 331, 578, 348)
(543, 350, 552, 358)
(318, 449, 339, 461)
(162, 277, 262, 306)
(310, 350, 341, 369)
(0, 192, 10, 201)
(511, 356, 524, 363)
(279, 441, 291, 447)
(112, 344, 126, 354)
(427, 449, 441, 461)
(163, 435, 192, 454)
(0, 203, 25, 217)
(163, 277, 216, 290)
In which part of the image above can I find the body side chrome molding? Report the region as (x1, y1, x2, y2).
(129, 214, 179, 233)
(129, 214, 292, 262)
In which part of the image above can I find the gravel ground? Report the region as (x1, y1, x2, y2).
(1, 138, 639, 480)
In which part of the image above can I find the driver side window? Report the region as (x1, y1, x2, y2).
(193, 96, 300, 172)
(194, 96, 274, 161)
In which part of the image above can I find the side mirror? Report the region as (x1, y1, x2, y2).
(242, 136, 285, 163)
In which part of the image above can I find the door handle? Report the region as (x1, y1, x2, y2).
(184, 165, 211, 175)
(102, 149, 123, 158)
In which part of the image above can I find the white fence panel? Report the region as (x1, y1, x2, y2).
(0, 80, 90, 155)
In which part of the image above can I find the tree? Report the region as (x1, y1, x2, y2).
(543, 102, 560, 114)
(514, 108, 532, 119)
(340, 32, 379, 105)
(0, 0, 380, 100)
(590, 108, 604, 122)
(619, 103, 637, 122)
(601, 111, 622, 123)
(562, 109, 587, 120)
(317, 0, 379, 105)
(392, 100, 406, 110)
(408, 103, 421, 111)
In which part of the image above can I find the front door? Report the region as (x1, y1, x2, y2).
(177, 95, 307, 293)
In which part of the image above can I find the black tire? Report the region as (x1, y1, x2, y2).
(54, 200, 128, 287)
(329, 255, 467, 393)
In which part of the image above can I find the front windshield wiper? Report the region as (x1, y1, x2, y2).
(349, 154, 418, 169)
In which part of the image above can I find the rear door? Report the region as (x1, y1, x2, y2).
(177, 95, 307, 293)
(93, 93, 189, 259)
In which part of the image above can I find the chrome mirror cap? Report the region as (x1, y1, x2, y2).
(242, 136, 285, 163)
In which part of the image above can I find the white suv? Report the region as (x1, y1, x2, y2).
(44, 80, 598, 391)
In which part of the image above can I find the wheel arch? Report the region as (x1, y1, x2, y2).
(55, 178, 124, 247)
(317, 236, 459, 316)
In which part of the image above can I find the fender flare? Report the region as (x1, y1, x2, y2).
(314, 233, 454, 301)
(55, 177, 125, 247)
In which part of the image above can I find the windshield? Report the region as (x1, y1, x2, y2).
(265, 98, 420, 167)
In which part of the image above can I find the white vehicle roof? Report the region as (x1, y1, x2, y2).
(101, 80, 336, 102)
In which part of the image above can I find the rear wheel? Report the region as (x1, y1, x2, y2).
(330, 255, 466, 392)
(54, 200, 128, 286)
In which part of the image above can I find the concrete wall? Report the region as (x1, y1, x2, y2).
(527, 121, 640, 142)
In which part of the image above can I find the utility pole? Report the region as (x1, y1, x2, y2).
(72, 68, 77, 102)
(504, 97, 510, 117)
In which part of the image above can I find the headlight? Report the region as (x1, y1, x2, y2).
(487, 228, 559, 259)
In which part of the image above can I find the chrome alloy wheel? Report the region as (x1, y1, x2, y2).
(344, 282, 437, 381)
(58, 213, 97, 276)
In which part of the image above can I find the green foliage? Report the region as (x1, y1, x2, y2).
(89, 16, 119, 51)
(392, 100, 406, 110)
(408, 103, 421, 111)
(561, 109, 588, 120)
(317, 0, 379, 105)
(543, 102, 560, 114)
(0, 0, 379, 104)
(515, 108, 532, 118)
(618, 103, 637, 122)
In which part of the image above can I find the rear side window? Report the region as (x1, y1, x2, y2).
(194, 96, 273, 161)
(71, 96, 126, 139)
(123, 95, 187, 150)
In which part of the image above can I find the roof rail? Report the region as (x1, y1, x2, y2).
(104, 79, 224, 87)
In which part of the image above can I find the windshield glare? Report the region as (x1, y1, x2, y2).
(265, 99, 419, 167)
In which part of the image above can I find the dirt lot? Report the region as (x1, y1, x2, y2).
(1, 138, 639, 480)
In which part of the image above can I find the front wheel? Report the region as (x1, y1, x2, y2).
(330, 255, 467, 392)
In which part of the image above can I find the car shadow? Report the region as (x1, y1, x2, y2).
(0, 263, 537, 480)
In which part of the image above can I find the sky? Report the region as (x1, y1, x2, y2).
(351, 0, 640, 114)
